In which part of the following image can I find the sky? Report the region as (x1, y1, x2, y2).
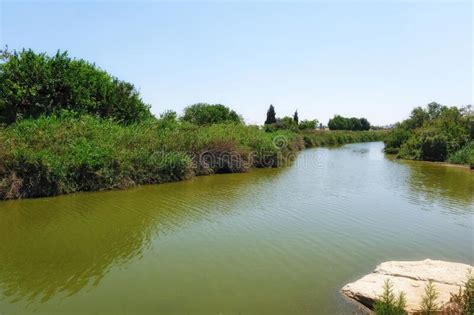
(0, 1, 472, 126)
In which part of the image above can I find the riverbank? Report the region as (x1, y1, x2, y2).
(0, 114, 385, 200)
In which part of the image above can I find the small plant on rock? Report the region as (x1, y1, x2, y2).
(374, 279, 407, 315)
(419, 280, 439, 314)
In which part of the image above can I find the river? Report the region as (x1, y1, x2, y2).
(0, 142, 472, 314)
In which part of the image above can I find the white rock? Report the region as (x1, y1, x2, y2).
(341, 259, 473, 314)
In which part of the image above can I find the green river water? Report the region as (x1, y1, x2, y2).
(0, 142, 472, 314)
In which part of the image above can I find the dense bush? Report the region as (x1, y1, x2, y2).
(181, 103, 242, 125)
(384, 103, 472, 164)
(328, 115, 371, 131)
(0, 48, 151, 125)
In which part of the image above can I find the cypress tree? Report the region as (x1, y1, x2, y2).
(293, 110, 299, 125)
(265, 105, 277, 125)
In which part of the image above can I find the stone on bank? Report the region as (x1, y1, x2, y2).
(341, 259, 473, 313)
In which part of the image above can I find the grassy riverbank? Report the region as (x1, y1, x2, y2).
(0, 114, 385, 199)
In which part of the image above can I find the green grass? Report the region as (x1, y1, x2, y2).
(0, 115, 386, 199)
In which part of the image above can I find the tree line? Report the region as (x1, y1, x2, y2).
(0, 48, 375, 134)
(264, 104, 318, 132)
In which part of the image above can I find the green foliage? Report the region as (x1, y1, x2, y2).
(328, 115, 371, 131)
(298, 119, 318, 131)
(384, 127, 411, 154)
(419, 280, 439, 314)
(0, 48, 151, 125)
(264, 116, 297, 132)
(384, 103, 471, 163)
(265, 104, 277, 125)
(374, 279, 407, 315)
(181, 103, 242, 125)
(278, 116, 298, 131)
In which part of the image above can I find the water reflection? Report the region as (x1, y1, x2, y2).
(0, 169, 283, 304)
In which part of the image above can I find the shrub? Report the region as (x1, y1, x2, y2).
(181, 103, 242, 125)
(443, 271, 474, 315)
(0, 48, 151, 125)
(374, 279, 407, 315)
(419, 280, 439, 314)
(448, 141, 474, 168)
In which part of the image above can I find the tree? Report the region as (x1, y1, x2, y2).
(298, 119, 318, 130)
(328, 115, 347, 130)
(360, 118, 371, 131)
(350, 117, 362, 131)
(0, 48, 151, 125)
(265, 105, 277, 125)
(181, 103, 242, 125)
(328, 115, 371, 131)
(293, 110, 299, 125)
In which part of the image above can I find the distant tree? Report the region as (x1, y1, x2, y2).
(328, 115, 371, 131)
(405, 107, 429, 130)
(298, 119, 318, 130)
(350, 117, 362, 131)
(265, 105, 277, 125)
(293, 110, 299, 125)
(360, 118, 371, 131)
(181, 103, 242, 125)
(328, 115, 349, 130)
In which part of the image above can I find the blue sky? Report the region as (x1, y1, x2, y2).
(1, 1, 472, 125)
